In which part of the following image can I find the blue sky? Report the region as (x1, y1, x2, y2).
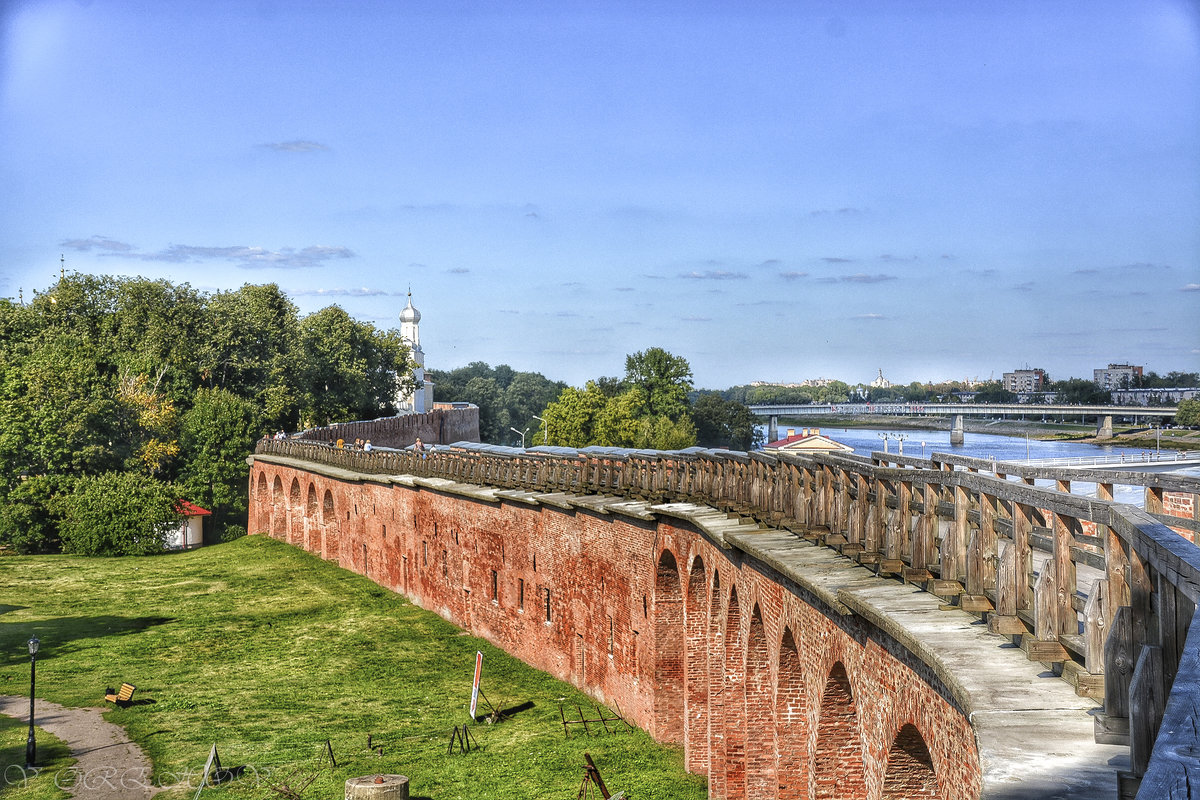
(2, 0, 1198, 389)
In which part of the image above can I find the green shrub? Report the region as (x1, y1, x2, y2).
(58, 471, 180, 555)
(221, 523, 247, 542)
(1176, 398, 1200, 428)
(0, 474, 73, 553)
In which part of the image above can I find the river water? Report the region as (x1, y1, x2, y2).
(756, 424, 1199, 507)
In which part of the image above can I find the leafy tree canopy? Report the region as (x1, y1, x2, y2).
(692, 392, 763, 450)
(0, 273, 411, 553)
(428, 362, 566, 445)
(538, 348, 717, 451)
(58, 471, 181, 556)
(1175, 398, 1200, 427)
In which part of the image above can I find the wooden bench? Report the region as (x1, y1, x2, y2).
(104, 683, 136, 707)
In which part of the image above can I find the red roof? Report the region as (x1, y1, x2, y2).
(764, 432, 854, 451)
(175, 500, 212, 517)
(765, 433, 810, 449)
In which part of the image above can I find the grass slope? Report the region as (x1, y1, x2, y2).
(0, 537, 706, 799)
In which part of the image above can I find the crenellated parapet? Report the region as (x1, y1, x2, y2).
(250, 439, 1200, 799)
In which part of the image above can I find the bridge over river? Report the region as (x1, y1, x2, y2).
(250, 439, 1200, 800)
(749, 402, 1180, 445)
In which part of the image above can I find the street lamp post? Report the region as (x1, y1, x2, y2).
(894, 433, 908, 455)
(26, 635, 38, 769)
(532, 415, 547, 445)
(877, 433, 890, 454)
(510, 427, 528, 448)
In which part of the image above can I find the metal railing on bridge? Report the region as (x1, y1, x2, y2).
(255, 438, 1200, 799)
(1021, 451, 1200, 469)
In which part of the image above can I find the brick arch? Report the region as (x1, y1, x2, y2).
(776, 626, 808, 800)
(881, 723, 939, 799)
(305, 483, 321, 554)
(746, 604, 776, 799)
(254, 473, 268, 531)
(271, 476, 285, 538)
(684, 553, 709, 773)
(322, 489, 338, 562)
(654, 548, 684, 743)
(724, 586, 746, 799)
(708, 570, 727, 798)
(288, 478, 302, 545)
(813, 661, 866, 800)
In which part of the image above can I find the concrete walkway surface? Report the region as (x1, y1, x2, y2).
(0, 695, 162, 799)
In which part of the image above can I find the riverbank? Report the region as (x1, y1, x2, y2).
(771, 414, 1200, 452)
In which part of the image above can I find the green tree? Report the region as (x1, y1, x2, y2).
(640, 414, 698, 450)
(462, 376, 502, 442)
(58, 471, 181, 556)
(501, 372, 564, 446)
(0, 474, 72, 554)
(692, 392, 762, 450)
(594, 387, 651, 447)
(0, 333, 128, 488)
(110, 278, 207, 407)
(199, 283, 301, 429)
(0, 274, 413, 555)
(538, 349, 700, 450)
(972, 382, 1017, 404)
(1052, 378, 1110, 405)
(293, 305, 409, 428)
(624, 347, 693, 421)
(540, 382, 609, 447)
(430, 363, 566, 445)
(179, 387, 258, 538)
(1175, 398, 1200, 427)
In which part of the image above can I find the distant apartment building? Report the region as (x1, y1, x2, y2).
(1002, 368, 1045, 393)
(1110, 387, 1199, 405)
(1094, 363, 1143, 390)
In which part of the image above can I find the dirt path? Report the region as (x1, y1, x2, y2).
(0, 695, 162, 799)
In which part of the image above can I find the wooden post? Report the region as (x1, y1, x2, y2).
(1144, 486, 1164, 517)
(1084, 578, 1107, 674)
(864, 477, 884, 557)
(1104, 520, 1131, 634)
(1096, 605, 1133, 744)
(944, 485, 969, 583)
(1129, 549, 1154, 654)
(1155, 573, 1192, 694)
(1128, 645, 1165, 778)
(896, 480, 913, 562)
(1030, 569, 1068, 662)
(964, 491, 997, 610)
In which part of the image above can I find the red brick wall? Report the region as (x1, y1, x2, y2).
(296, 405, 480, 448)
(250, 460, 980, 800)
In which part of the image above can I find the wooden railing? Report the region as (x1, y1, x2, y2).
(254, 439, 1200, 798)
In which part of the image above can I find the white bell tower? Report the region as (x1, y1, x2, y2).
(396, 290, 435, 414)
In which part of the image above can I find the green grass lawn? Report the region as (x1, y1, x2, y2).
(0, 536, 707, 799)
(0, 720, 71, 800)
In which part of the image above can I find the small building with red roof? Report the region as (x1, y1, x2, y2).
(167, 500, 212, 550)
(764, 428, 855, 454)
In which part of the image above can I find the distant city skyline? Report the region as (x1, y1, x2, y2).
(2, 1, 1197, 390)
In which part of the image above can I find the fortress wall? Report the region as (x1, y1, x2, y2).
(296, 405, 479, 449)
(249, 458, 982, 799)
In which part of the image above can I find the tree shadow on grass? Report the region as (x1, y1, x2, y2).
(0, 711, 71, 777)
(0, 616, 176, 669)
